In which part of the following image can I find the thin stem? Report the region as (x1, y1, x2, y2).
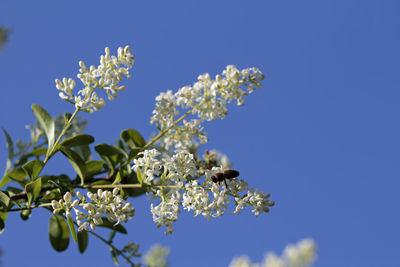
(80, 183, 184, 190)
(43, 107, 80, 164)
(0, 203, 52, 212)
(87, 230, 137, 266)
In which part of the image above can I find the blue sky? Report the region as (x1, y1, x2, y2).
(1, 0, 400, 266)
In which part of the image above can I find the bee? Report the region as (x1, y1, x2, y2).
(211, 169, 240, 187)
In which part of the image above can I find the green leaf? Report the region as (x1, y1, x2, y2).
(31, 104, 55, 157)
(85, 160, 104, 177)
(95, 144, 128, 170)
(0, 168, 28, 188)
(97, 217, 127, 234)
(123, 171, 146, 198)
(25, 178, 42, 206)
(2, 127, 14, 175)
(15, 147, 47, 167)
(112, 171, 122, 185)
(49, 215, 70, 252)
(38, 189, 61, 203)
(59, 147, 86, 185)
(0, 211, 7, 234)
(120, 129, 146, 149)
(74, 145, 92, 162)
(0, 191, 10, 210)
(67, 215, 77, 243)
(58, 134, 94, 149)
(77, 230, 89, 254)
(22, 160, 44, 180)
(110, 248, 119, 266)
(136, 167, 143, 185)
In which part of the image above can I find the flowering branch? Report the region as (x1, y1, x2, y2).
(0, 45, 274, 265)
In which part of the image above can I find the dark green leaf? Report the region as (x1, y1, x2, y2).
(0, 168, 27, 188)
(41, 174, 71, 187)
(22, 160, 44, 180)
(2, 127, 14, 175)
(25, 178, 42, 206)
(49, 215, 70, 252)
(109, 229, 117, 241)
(58, 134, 94, 148)
(122, 171, 146, 198)
(85, 160, 104, 177)
(31, 104, 55, 157)
(0, 191, 10, 210)
(67, 215, 77, 243)
(77, 230, 88, 253)
(120, 129, 146, 149)
(38, 189, 61, 203)
(47, 179, 70, 197)
(95, 144, 128, 169)
(74, 145, 92, 161)
(97, 217, 127, 234)
(59, 147, 86, 185)
(0, 211, 7, 234)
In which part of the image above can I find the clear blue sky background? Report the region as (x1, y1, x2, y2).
(1, 1, 399, 266)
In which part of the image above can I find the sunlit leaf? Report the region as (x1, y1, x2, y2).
(0, 168, 27, 188)
(0, 191, 10, 210)
(31, 104, 55, 157)
(67, 215, 77, 243)
(22, 160, 44, 180)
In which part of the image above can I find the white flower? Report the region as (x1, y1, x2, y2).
(133, 149, 162, 182)
(163, 150, 197, 182)
(144, 244, 170, 267)
(150, 190, 181, 235)
(230, 239, 317, 267)
(52, 190, 135, 232)
(55, 45, 135, 112)
(182, 180, 210, 217)
(151, 65, 264, 152)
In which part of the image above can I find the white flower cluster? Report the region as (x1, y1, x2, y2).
(151, 65, 264, 151)
(143, 244, 170, 267)
(132, 149, 274, 234)
(229, 239, 317, 267)
(55, 45, 135, 112)
(51, 189, 135, 231)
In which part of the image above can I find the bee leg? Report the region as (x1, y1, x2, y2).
(224, 179, 228, 188)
